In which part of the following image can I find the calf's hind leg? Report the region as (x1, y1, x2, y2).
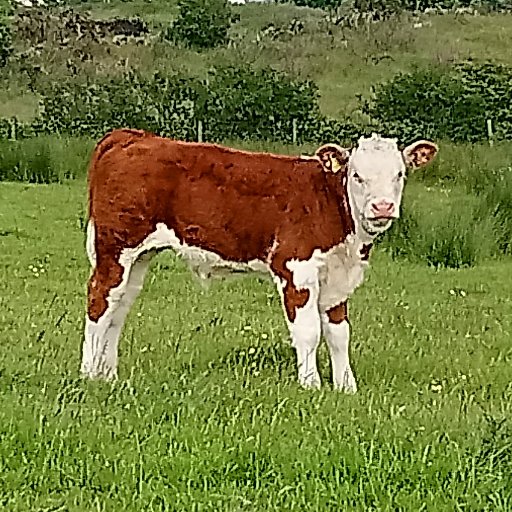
(81, 251, 152, 380)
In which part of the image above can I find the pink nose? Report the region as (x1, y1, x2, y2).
(371, 200, 395, 218)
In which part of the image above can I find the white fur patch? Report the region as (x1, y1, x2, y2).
(285, 257, 322, 388)
(82, 255, 151, 379)
(86, 220, 96, 268)
(285, 249, 325, 288)
(320, 317, 356, 393)
(119, 222, 271, 281)
(318, 235, 369, 311)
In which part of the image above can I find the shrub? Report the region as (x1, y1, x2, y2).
(30, 65, 361, 144)
(201, 64, 360, 144)
(14, 7, 149, 48)
(278, 0, 343, 7)
(280, 0, 512, 12)
(361, 62, 512, 143)
(0, 117, 32, 140)
(165, 0, 239, 50)
(0, 0, 13, 67)
(31, 71, 204, 141)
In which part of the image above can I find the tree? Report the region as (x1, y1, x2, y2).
(166, 0, 239, 50)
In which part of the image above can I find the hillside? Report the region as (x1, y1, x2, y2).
(2, 1, 512, 121)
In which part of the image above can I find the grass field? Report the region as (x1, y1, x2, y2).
(1, 176, 512, 509)
(1, 0, 512, 509)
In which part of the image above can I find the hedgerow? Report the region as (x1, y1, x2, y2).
(280, 0, 512, 12)
(0, 0, 13, 67)
(360, 61, 512, 143)
(30, 65, 361, 145)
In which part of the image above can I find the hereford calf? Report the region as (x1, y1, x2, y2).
(82, 129, 438, 392)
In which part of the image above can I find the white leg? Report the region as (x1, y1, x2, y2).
(321, 316, 357, 393)
(81, 254, 151, 380)
(290, 298, 322, 389)
(276, 257, 323, 389)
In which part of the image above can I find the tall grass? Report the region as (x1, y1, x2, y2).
(379, 190, 499, 268)
(0, 136, 94, 183)
(376, 141, 512, 268)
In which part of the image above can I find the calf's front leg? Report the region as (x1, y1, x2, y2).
(321, 301, 357, 393)
(272, 256, 322, 389)
(288, 285, 322, 389)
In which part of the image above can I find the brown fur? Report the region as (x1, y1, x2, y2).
(407, 142, 438, 168)
(360, 243, 373, 261)
(87, 129, 355, 323)
(326, 302, 348, 324)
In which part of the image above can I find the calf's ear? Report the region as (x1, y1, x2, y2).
(402, 140, 438, 169)
(315, 144, 350, 174)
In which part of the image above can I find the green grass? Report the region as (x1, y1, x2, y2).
(1, 177, 512, 510)
(0, 136, 95, 183)
(1, 2, 512, 507)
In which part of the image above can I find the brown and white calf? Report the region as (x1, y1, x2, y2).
(82, 129, 438, 392)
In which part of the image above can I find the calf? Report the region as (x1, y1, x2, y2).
(82, 129, 438, 391)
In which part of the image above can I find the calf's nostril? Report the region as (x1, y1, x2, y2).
(371, 201, 395, 216)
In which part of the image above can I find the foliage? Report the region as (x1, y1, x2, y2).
(280, 0, 512, 12)
(29, 65, 360, 144)
(0, 0, 13, 67)
(277, 0, 343, 7)
(32, 71, 202, 141)
(0, 116, 32, 140)
(164, 0, 239, 50)
(361, 61, 512, 144)
(200, 64, 359, 144)
(0, 135, 92, 183)
(13, 6, 149, 47)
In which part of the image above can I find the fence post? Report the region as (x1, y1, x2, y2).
(10, 118, 16, 141)
(292, 118, 297, 145)
(197, 119, 203, 143)
(486, 119, 494, 147)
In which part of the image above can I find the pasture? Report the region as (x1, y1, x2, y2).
(1, 0, 512, 509)
(1, 173, 512, 509)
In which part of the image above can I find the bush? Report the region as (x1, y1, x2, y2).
(165, 0, 239, 50)
(200, 64, 360, 144)
(31, 71, 203, 141)
(361, 61, 512, 144)
(278, 0, 343, 7)
(30, 65, 361, 145)
(0, 1, 13, 67)
(0, 117, 32, 140)
(280, 0, 512, 12)
(14, 7, 149, 48)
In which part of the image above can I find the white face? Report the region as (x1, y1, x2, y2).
(346, 134, 438, 237)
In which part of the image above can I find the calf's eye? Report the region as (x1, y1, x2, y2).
(397, 171, 405, 179)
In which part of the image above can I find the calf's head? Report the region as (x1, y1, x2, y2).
(346, 133, 438, 237)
